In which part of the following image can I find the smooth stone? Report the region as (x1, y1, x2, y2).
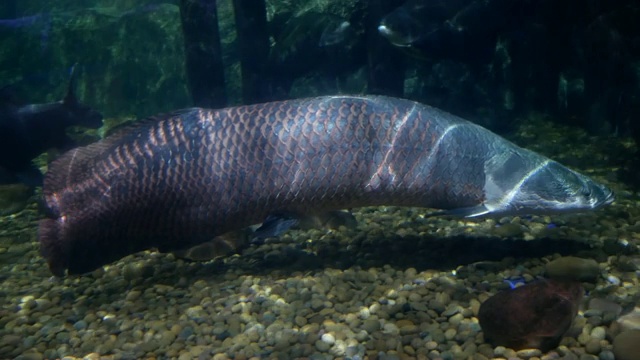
(362, 319, 380, 333)
(125, 290, 141, 302)
(516, 349, 542, 358)
(0, 334, 21, 347)
(383, 323, 399, 336)
(449, 313, 464, 326)
(585, 339, 601, 354)
(34, 299, 52, 311)
(479, 279, 583, 351)
(590, 326, 606, 341)
(492, 223, 524, 237)
(589, 298, 623, 317)
(20, 352, 44, 360)
(73, 320, 88, 331)
(617, 307, 640, 331)
(442, 304, 462, 317)
(612, 330, 640, 360)
(444, 328, 456, 341)
(545, 256, 600, 282)
(580, 355, 599, 360)
(598, 350, 615, 360)
(321, 333, 335, 345)
(294, 316, 307, 327)
(315, 339, 331, 352)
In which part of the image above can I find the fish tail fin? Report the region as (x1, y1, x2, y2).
(39, 218, 67, 276)
(40, 143, 111, 276)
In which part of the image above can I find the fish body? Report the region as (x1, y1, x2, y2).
(0, 65, 102, 184)
(39, 95, 613, 276)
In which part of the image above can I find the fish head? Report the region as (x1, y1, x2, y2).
(378, 4, 431, 47)
(480, 150, 614, 217)
(505, 160, 613, 213)
(62, 95, 103, 129)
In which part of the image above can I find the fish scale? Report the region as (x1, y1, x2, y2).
(39, 95, 613, 276)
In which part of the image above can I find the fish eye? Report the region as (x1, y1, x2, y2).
(581, 188, 592, 198)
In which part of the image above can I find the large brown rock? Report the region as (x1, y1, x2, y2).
(478, 279, 583, 351)
(613, 330, 640, 360)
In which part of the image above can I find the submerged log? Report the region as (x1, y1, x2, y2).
(179, 0, 227, 107)
(365, 0, 405, 97)
(232, 0, 271, 103)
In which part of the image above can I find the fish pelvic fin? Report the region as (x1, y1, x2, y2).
(425, 205, 490, 218)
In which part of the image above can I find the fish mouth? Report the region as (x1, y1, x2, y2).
(603, 188, 615, 205)
(596, 187, 615, 208)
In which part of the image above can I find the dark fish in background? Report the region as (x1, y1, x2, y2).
(377, 0, 465, 48)
(38, 95, 613, 276)
(0, 64, 103, 185)
(267, 11, 365, 97)
(378, 0, 516, 63)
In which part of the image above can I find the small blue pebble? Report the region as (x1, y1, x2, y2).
(503, 277, 526, 289)
(179, 326, 194, 340)
(73, 320, 88, 331)
(607, 275, 621, 285)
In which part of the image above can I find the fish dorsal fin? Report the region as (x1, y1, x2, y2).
(63, 63, 79, 105)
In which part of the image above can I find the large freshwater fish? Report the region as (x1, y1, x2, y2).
(39, 95, 613, 276)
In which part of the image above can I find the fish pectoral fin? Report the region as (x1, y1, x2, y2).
(251, 213, 300, 243)
(251, 209, 359, 244)
(425, 205, 490, 218)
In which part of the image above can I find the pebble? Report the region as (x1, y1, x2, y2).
(545, 256, 601, 282)
(585, 339, 601, 354)
(617, 307, 640, 331)
(444, 328, 457, 341)
(315, 339, 331, 352)
(517, 349, 542, 358)
(0, 334, 21, 347)
(590, 326, 606, 341)
(321, 333, 335, 345)
(362, 319, 380, 333)
(613, 330, 640, 360)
